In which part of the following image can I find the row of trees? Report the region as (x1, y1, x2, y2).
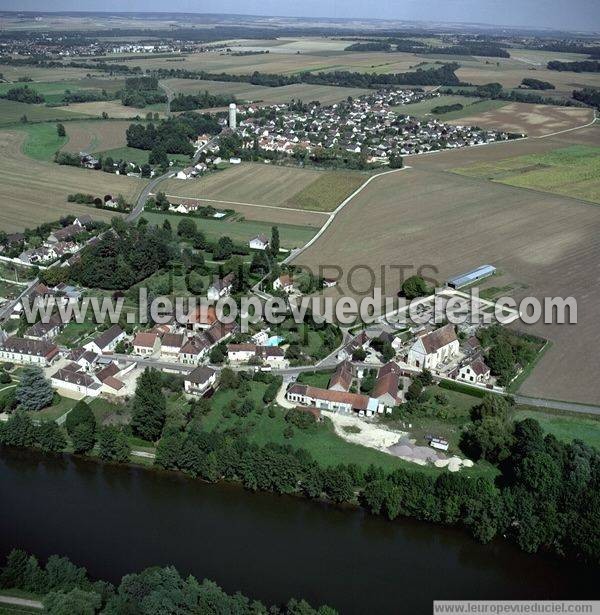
(547, 60, 600, 73)
(2, 85, 44, 104)
(0, 550, 335, 614)
(170, 90, 237, 112)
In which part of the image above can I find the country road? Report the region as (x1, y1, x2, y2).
(127, 137, 219, 223)
(0, 595, 43, 610)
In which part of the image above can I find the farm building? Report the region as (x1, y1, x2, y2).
(447, 265, 496, 289)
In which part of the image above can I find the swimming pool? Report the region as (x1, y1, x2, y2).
(265, 335, 284, 347)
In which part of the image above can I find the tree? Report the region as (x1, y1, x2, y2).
(56, 123, 66, 138)
(209, 345, 225, 364)
(131, 368, 166, 441)
(389, 153, 403, 168)
(44, 588, 101, 615)
(271, 226, 280, 254)
(65, 400, 96, 438)
(177, 218, 197, 239)
(405, 379, 423, 401)
(213, 236, 234, 260)
(71, 423, 96, 455)
(401, 275, 431, 300)
(15, 366, 54, 411)
(36, 422, 67, 453)
(97, 427, 130, 462)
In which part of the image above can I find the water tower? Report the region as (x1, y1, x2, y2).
(228, 103, 237, 130)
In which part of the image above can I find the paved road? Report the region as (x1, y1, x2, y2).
(514, 395, 600, 416)
(0, 595, 43, 610)
(127, 137, 219, 223)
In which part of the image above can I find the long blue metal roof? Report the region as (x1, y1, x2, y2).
(447, 265, 496, 288)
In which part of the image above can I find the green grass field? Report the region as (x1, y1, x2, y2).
(97, 145, 191, 166)
(286, 171, 366, 211)
(453, 145, 600, 205)
(0, 99, 93, 127)
(394, 95, 508, 120)
(16, 123, 67, 161)
(143, 211, 316, 249)
(515, 408, 600, 449)
(0, 78, 124, 104)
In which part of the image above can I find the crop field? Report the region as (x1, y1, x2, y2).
(143, 210, 316, 249)
(0, 63, 105, 82)
(0, 99, 93, 127)
(293, 124, 600, 405)
(54, 100, 166, 119)
(452, 145, 600, 205)
(59, 120, 130, 154)
(447, 103, 594, 137)
(162, 78, 370, 105)
(0, 130, 143, 231)
(0, 77, 124, 104)
(285, 171, 367, 211)
(163, 163, 368, 212)
(162, 162, 320, 206)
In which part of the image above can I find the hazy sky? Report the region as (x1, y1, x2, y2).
(3, 1, 600, 32)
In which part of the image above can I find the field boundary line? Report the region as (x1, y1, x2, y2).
(533, 110, 597, 139)
(286, 165, 412, 263)
(157, 194, 331, 215)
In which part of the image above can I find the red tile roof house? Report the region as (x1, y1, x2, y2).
(456, 357, 491, 385)
(286, 383, 380, 417)
(371, 362, 402, 408)
(132, 331, 161, 356)
(185, 305, 218, 331)
(0, 336, 60, 366)
(178, 336, 210, 365)
(184, 366, 217, 396)
(273, 274, 294, 293)
(160, 333, 186, 358)
(328, 360, 353, 392)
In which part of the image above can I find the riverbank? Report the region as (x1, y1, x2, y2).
(1, 447, 597, 615)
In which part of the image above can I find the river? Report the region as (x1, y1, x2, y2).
(0, 448, 596, 614)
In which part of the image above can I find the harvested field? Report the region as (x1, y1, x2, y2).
(59, 120, 130, 154)
(394, 95, 507, 119)
(0, 63, 104, 82)
(164, 163, 368, 212)
(452, 145, 600, 205)
(447, 103, 594, 137)
(293, 126, 600, 405)
(164, 196, 327, 229)
(0, 130, 143, 231)
(162, 163, 320, 207)
(54, 100, 166, 119)
(162, 78, 370, 106)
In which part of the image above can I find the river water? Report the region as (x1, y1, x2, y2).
(0, 449, 596, 614)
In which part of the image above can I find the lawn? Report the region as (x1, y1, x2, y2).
(285, 171, 366, 211)
(28, 395, 78, 423)
(54, 321, 100, 347)
(297, 370, 334, 388)
(143, 211, 316, 249)
(202, 381, 494, 476)
(452, 145, 600, 205)
(515, 408, 600, 450)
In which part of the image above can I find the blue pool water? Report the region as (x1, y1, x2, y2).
(265, 335, 284, 346)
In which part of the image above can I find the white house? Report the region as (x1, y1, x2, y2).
(249, 234, 269, 251)
(273, 274, 294, 293)
(0, 337, 60, 366)
(176, 166, 197, 180)
(160, 333, 185, 358)
(457, 357, 491, 384)
(251, 329, 270, 345)
(227, 343, 257, 363)
(407, 324, 459, 370)
(132, 332, 161, 356)
(229, 157, 241, 164)
(207, 272, 235, 301)
(50, 364, 102, 398)
(184, 366, 217, 396)
(84, 325, 126, 354)
(286, 383, 380, 417)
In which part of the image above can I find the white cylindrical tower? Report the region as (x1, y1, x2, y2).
(228, 103, 237, 130)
